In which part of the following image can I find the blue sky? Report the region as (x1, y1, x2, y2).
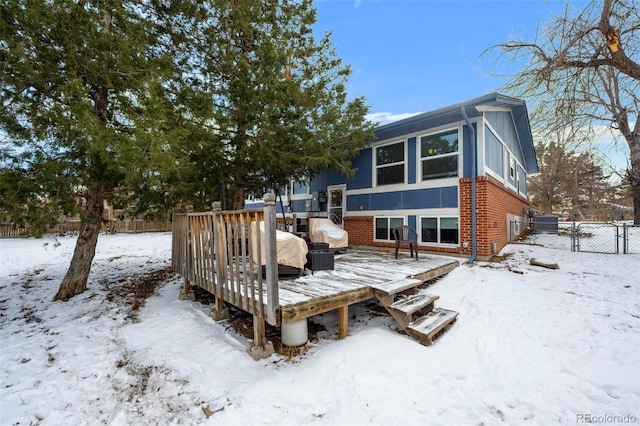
(313, 0, 579, 123)
(312, 0, 630, 173)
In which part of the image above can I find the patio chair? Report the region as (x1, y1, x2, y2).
(392, 225, 418, 260)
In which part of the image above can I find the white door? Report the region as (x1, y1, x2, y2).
(327, 185, 346, 227)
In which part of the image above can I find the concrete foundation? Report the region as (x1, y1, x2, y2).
(209, 308, 230, 321)
(246, 340, 275, 361)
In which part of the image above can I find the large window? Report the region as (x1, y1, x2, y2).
(375, 217, 404, 241)
(420, 217, 459, 245)
(420, 129, 459, 180)
(375, 141, 405, 186)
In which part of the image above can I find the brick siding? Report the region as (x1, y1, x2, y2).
(343, 176, 530, 259)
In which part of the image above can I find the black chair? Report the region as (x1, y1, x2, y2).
(392, 226, 418, 260)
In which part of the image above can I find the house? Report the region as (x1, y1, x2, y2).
(247, 93, 539, 261)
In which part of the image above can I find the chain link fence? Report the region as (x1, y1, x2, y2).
(509, 221, 639, 254)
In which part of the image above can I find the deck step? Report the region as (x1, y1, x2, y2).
(389, 293, 439, 316)
(406, 308, 458, 346)
(368, 277, 423, 296)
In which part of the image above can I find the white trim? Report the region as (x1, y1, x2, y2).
(327, 184, 347, 227)
(373, 215, 406, 242)
(374, 119, 468, 147)
(484, 120, 527, 192)
(417, 215, 460, 248)
(475, 105, 512, 113)
(345, 208, 459, 219)
(346, 177, 459, 196)
(372, 139, 407, 187)
(477, 116, 486, 177)
(485, 167, 505, 183)
(416, 126, 462, 183)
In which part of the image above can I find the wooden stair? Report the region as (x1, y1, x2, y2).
(406, 308, 458, 345)
(372, 273, 458, 345)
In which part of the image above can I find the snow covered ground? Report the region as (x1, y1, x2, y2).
(1, 233, 638, 425)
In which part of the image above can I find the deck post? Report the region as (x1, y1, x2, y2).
(338, 305, 349, 339)
(180, 207, 193, 300)
(246, 314, 275, 361)
(263, 193, 279, 325)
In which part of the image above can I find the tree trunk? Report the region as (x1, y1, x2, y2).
(54, 185, 105, 301)
(620, 115, 639, 224)
(631, 148, 640, 224)
(232, 186, 246, 210)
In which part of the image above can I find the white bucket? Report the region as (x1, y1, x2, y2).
(281, 319, 308, 347)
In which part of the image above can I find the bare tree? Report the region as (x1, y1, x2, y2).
(529, 137, 611, 214)
(487, 0, 640, 223)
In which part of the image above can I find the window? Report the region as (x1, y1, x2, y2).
(292, 180, 309, 195)
(517, 166, 527, 194)
(420, 129, 458, 180)
(440, 218, 459, 244)
(375, 141, 405, 186)
(375, 217, 404, 241)
(420, 217, 459, 245)
(509, 157, 516, 180)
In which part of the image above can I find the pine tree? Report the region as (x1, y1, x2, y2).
(187, 0, 375, 209)
(0, 0, 202, 300)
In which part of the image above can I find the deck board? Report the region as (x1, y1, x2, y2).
(277, 249, 459, 323)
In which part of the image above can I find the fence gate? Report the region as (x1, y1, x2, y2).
(575, 223, 619, 254)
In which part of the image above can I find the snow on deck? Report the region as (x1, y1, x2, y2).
(278, 249, 459, 309)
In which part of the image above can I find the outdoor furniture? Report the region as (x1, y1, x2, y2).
(309, 218, 348, 251)
(305, 241, 335, 274)
(392, 225, 418, 260)
(250, 221, 308, 273)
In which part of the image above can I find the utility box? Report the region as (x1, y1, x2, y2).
(533, 214, 558, 233)
(311, 191, 320, 212)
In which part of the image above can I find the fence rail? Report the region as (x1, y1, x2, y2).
(171, 194, 280, 326)
(0, 219, 171, 238)
(510, 221, 639, 254)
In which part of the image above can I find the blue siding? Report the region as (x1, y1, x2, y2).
(347, 187, 458, 211)
(348, 147, 372, 189)
(290, 199, 307, 212)
(245, 201, 265, 209)
(311, 169, 348, 192)
(485, 125, 504, 176)
(408, 215, 417, 230)
(376, 110, 479, 142)
(486, 111, 525, 166)
(461, 124, 475, 178)
(407, 137, 417, 184)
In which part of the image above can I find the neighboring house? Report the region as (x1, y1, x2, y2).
(247, 93, 539, 261)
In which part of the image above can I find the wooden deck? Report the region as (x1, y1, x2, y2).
(173, 205, 460, 357)
(277, 249, 459, 324)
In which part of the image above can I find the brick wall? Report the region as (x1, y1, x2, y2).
(461, 176, 530, 258)
(343, 216, 373, 247)
(344, 177, 530, 259)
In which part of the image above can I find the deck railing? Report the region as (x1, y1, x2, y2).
(171, 193, 280, 325)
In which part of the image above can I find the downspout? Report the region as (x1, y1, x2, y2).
(461, 107, 477, 263)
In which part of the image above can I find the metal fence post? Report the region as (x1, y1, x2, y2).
(623, 223, 628, 254)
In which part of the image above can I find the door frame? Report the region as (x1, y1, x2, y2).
(327, 184, 347, 228)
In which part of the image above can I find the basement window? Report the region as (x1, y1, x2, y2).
(374, 216, 404, 241)
(420, 217, 459, 245)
